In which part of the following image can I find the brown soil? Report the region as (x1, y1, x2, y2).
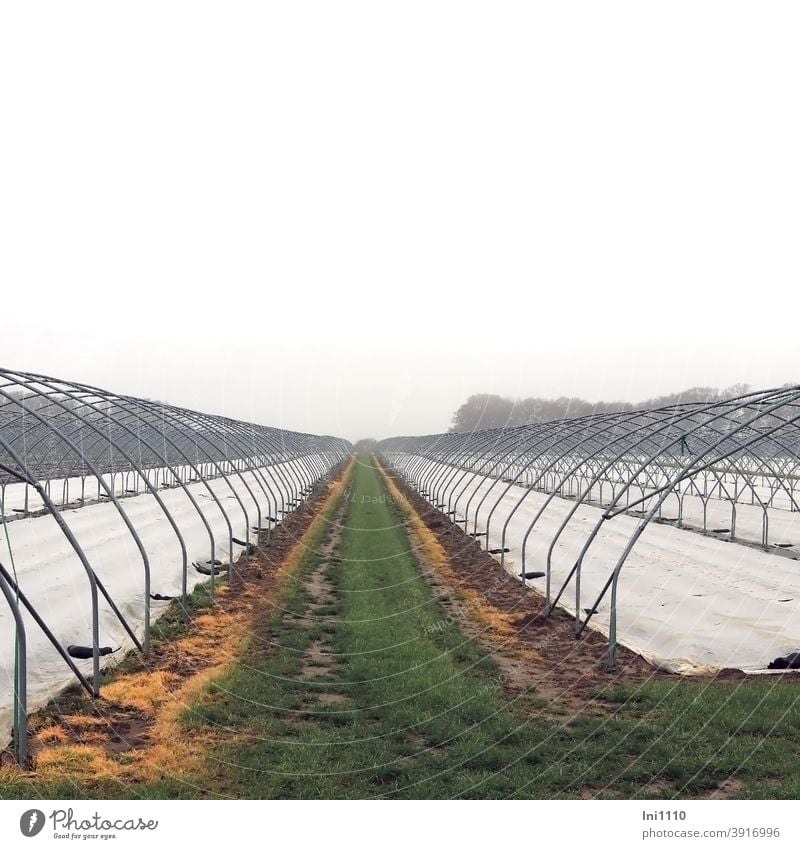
(298, 639, 340, 679)
(317, 692, 348, 705)
(305, 567, 337, 608)
(707, 775, 745, 799)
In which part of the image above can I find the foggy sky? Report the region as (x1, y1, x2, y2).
(2, 4, 798, 442)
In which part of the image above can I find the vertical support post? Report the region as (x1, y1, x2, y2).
(0, 565, 28, 769)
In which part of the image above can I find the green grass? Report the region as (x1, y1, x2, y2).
(3, 453, 800, 799)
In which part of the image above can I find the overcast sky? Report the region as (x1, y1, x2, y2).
(2, 3, 798, 441)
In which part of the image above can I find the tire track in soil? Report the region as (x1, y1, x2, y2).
(294, 494, 348, 705)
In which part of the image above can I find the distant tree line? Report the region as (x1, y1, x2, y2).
(448, 385, 753, 432)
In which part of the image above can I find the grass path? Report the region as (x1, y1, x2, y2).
(4, 453, 800, 799)
(153, 454, 800, 799)
(176, 452, 621, 798)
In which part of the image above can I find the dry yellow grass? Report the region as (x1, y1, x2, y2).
(378, 460, 543, 662)
(101, 671, 183, 716)
(36, 745, 122, 781)
(120, 665, 234, 782)
(173, 611, 247, 664)
(58, 715, 106, 729)
(33, 725, 68, 745)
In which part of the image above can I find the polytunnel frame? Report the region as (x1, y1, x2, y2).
(517, 405, 701, 603)
(599, 399, 800, 669)
(2, 374, 239, 611)
(416, 429, 519, 526)
(488, 411, 660, 563)
(444, 429, 523, 515)
(399, 406, 700, 554)
(6, 370, 339, 578)
(482, 404, 714, 588)
(0, 430, 106, 696)
(0, 367, 350, 767)
(0, 379, 156, 654)
(4, 374, 218, 608)
(546, 388, 800, 642)
(379, 384, 800, 673)
(407, 430, 476, 511)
